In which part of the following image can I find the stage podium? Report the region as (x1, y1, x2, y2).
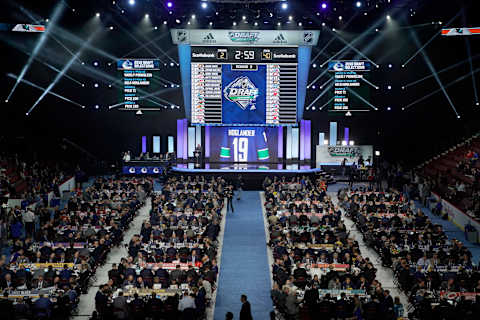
(194, 148, 202, 167)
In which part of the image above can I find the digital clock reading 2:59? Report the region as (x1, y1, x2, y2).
(234, 50, 255, 60)
(191, 47, 298, 63)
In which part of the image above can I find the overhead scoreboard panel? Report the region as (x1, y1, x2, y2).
(191, 46, 298, 125)
(171, 29, 320, 125)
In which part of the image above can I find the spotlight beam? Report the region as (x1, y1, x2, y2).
(319, 97, 335, 110)
(360, 77, 379, 89)
(346, 86, 378, 111)
(116, 32, 171, 61)
(465, 37, 479, 103)
(326, 29, 378, 67)
(50, 35, 84, 64)
(311, 37, 336, 63)
(317, 77, 334, 90)
(402, 10, 461, 67)
(113, 22, 164, 63)
(307, 11, 398, 109)
(306, 81, 334, 108)
(409, 28, 459, 117)
(311, 14, 359, 64)
(116, 15, 178, 64)
(24, 52, 83, 86)
(6, 73, 84, 109)
(5, 2, 66, 102)
(404, 67, 480, 110)
(404, 54, 480, 88)
(27, 29, 100, 114)
(54, 26, 118, 61)
(0, 36, 83, 86)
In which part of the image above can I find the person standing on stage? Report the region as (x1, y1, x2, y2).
(226, 185, 234, 213)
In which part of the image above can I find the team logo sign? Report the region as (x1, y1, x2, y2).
(176, 30, 188, 43)
(332, 62, 345, 71)
(223, 76, 259, 111)
(303, 31, 314, 44)
(122, 60, 134, 70)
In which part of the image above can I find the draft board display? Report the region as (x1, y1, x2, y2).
(191, 46, 298, 125)
(328, 60, 372, 113)
(116, 59, 162, 112)
(209, 126, 279, 162)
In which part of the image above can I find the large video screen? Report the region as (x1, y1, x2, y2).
(209, 126, 278, 162)
(117, 59, 163, 112)
(191, 46, 298, 125)
(328, 60, 372, 113)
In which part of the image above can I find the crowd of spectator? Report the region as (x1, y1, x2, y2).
(0, 176, 150, 319)
(263, 176, 403, 320)
(96, 175, 226, 320)
(0, 152, 74, 200)
(338, 183, 480, 319)
(420, 148, 480, 220)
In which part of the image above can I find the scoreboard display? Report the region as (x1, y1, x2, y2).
(117, 59, 162, 111)
(328, 60, 372, 113)
(191, 46, 298, 125)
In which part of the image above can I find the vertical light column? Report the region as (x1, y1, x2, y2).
(292, 127, 299, 159)
(305, 120, 311, 160)
(319, 132, 325, 145)
(177, 119, 184, 159)
(168, 136, 174, 154)
(300, 120, 305, 161)
(286, 126, 292, 159)
(195, 126, 202, 149)
(182, 119, 188, 160)
(142, 136, 147, 154)
(153, 136, 160, 154)
(205, 126, 210, 158)
(344, 127, 349, 144)
(277, 126, 283, 160)
(329, 122, 337, 146)
(188, 127, 195, 157)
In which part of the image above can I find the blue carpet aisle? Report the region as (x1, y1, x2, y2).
(214, 191, 272, 320)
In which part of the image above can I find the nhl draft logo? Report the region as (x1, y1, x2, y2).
(223, 76, 259, 111)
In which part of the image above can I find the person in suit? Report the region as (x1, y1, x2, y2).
(112, 291, 129, 320)
(240, 295, 253, 320)
(0, 292, 14, 320)
(34, 294, 53, 318)
(0, 273, 15, 290)
(34, 275, 46, 289)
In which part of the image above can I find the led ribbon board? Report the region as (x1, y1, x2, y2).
(441, 27, 480, 36)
